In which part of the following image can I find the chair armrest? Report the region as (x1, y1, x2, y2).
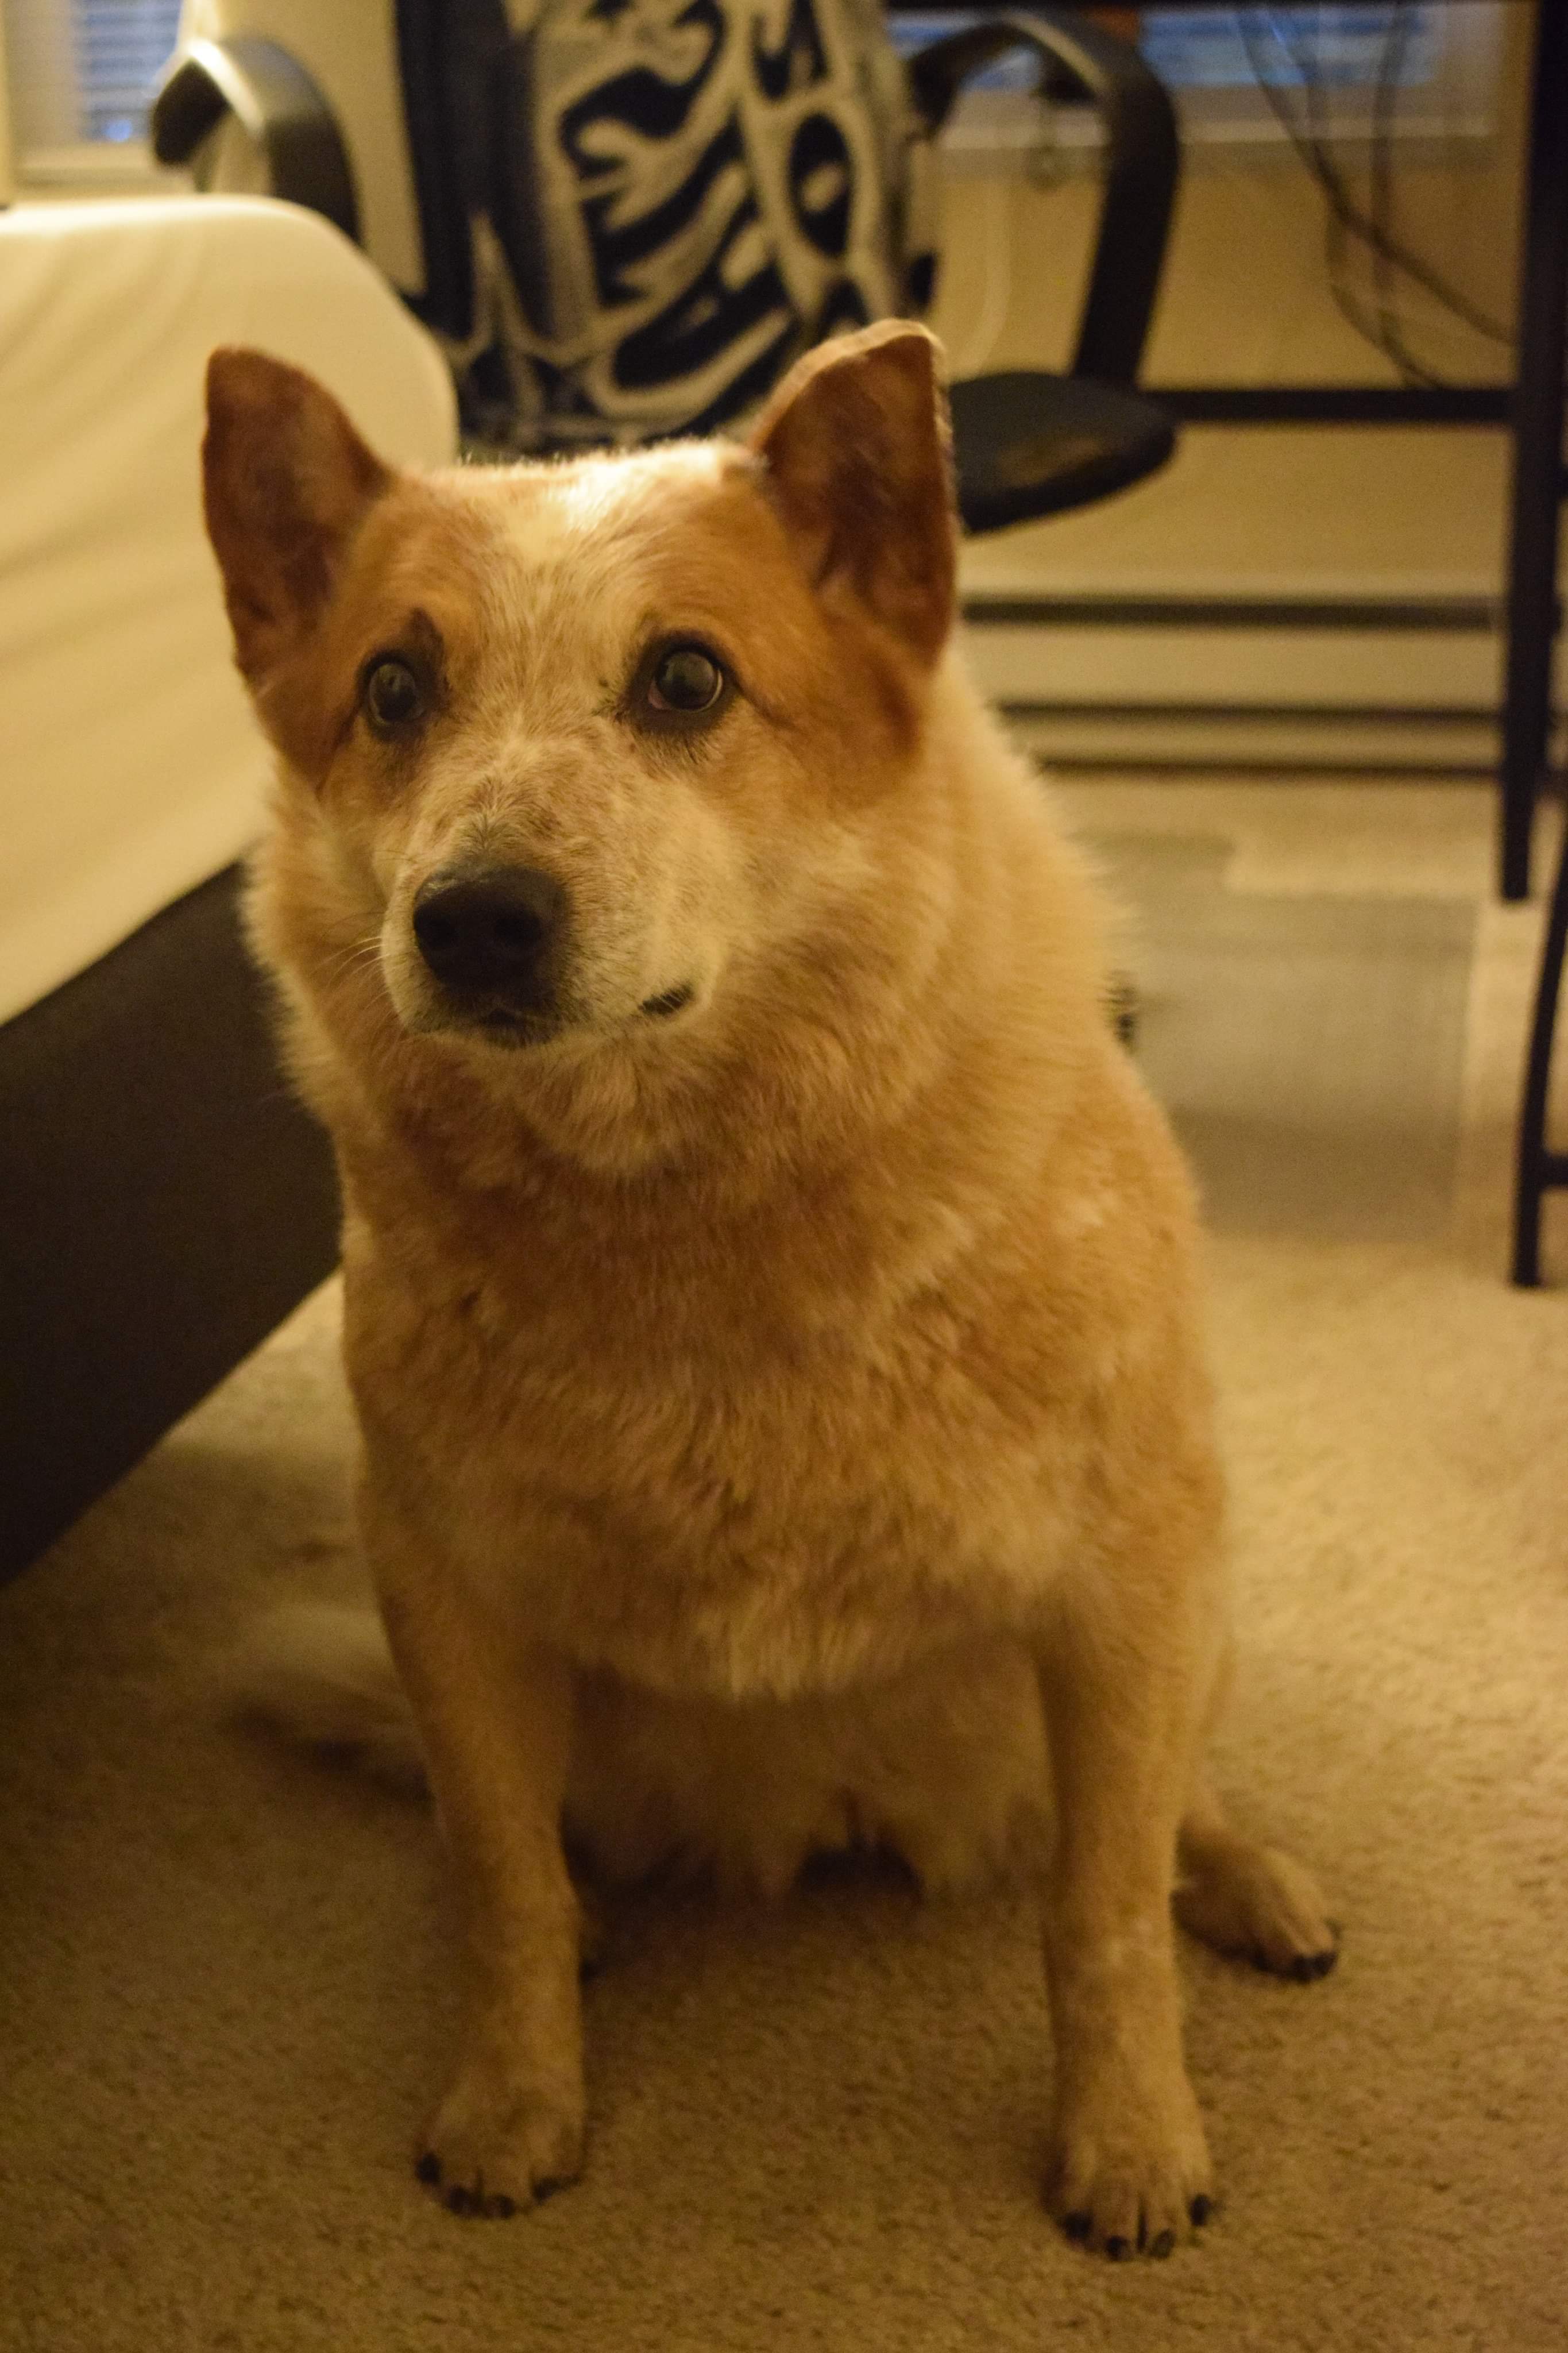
(906, 10, 1179, 384)
(152, 36, 359, 245)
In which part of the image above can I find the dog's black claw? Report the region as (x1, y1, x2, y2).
(1190, 2194, 1213, 2229)
(446, 2185, 478, 2216)
(1150, 2229, 1176, 2260)
(415, 2151, 442, 2186)
(1104, 2236, 1131, 2262)
(488, 2195, 517, 2220)
(533, 2176, 568, 2205)
(1062, 2211, 1093, 2243)
(1107, 973, 1141, 1047)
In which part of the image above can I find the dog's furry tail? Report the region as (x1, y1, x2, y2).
(226, 1602, 427, 1796)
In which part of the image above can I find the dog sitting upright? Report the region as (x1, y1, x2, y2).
(203, 322, 1337, 2258)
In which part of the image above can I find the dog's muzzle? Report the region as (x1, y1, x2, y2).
(411, 863, 568, 1031)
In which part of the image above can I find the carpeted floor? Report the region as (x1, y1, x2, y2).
(1088, 827, 1478, 1244)
(2, 780, 1566, 2353)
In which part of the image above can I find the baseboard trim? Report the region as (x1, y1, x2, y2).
(1026, 753, 1497, 781)
(993, 694, 1515, 782)
(963, 591, 1501, 632)
(998, 699, 1500, 727)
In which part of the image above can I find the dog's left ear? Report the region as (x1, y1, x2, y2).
(748, 322, 956, 666)
(203, 348, 392, 686)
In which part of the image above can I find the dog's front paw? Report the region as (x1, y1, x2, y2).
(1046, 2078, 1213, 2259)
(1174, 1840, 1340, 1982)
(416, 2059, 585, 2219)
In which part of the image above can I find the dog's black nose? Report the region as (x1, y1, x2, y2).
(411, 865, 567, 1013)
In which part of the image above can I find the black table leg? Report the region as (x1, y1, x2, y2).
(1513, 806, 1568, 1286)
(1500, 0, 1568, 904)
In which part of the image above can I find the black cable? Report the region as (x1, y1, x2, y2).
(1238, 9, 1408, 373)
(1369, 0, 1405, 353)
(1236, 2, 1514, 384)
(1268, 2, 1512, 342)
(1366, 0, 1449, 383)
(1288, 2, 1512, 345)
(1301, 2, 1434, 380)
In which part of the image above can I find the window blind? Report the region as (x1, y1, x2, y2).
(4, 0, 181, 152)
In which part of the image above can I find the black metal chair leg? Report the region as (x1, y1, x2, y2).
(1500, 1, 1568, 905)
(1513, 808, 1568, 1285)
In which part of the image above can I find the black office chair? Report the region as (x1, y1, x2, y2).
(153, 2, 1179, 535)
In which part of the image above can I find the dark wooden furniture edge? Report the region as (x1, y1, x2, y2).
(0, 864, 341, 1581)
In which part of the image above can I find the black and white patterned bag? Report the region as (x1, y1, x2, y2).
(446, 0, 937, 445)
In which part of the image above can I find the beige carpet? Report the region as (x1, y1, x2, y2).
(3, 780, 1567, 2353)
(1087, 826, 1479, 1244)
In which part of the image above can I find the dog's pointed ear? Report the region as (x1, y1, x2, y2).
(203, 348, 391, 682)
(748, 322, 956, 666)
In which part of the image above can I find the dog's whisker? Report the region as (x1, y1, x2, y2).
(322, 936, 385, 985)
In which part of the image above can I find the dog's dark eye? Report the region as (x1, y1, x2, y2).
(647, 644, 726, 716)
(362, 657, 424, 735)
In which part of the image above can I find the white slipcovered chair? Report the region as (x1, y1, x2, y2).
(0, 192, 455, 1577)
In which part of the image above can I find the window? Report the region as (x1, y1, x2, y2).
(883, 6, 1504, 171)
(3, 0, 183, 185)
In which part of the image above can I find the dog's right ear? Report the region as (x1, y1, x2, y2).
(203, 349, 391, 685)
(748, 322, 957, 667)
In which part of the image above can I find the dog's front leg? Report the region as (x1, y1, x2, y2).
(361, 1473, 584, 2218)
(1034, 1586, 1214, 2259)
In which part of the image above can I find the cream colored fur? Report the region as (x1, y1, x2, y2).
(203, 322, 1337, 2260)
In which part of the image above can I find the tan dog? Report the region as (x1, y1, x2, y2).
(204, 322, 1337, 2259)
